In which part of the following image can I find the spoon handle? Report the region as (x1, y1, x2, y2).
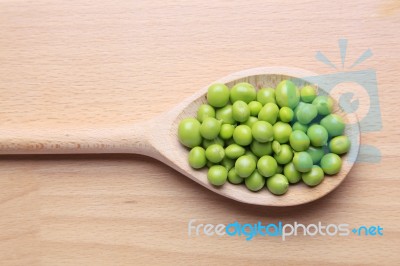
(0, 121, 154, 155)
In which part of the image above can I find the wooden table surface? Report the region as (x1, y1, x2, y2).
(1, 0, 399, 265)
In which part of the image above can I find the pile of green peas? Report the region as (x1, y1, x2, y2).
(178, 80, 351, 195)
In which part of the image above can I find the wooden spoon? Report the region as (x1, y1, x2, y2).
(0, 67, 360, 206)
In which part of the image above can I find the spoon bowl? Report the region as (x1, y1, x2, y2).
(153, 67, 360, 206)
(0, 67, 360, 206)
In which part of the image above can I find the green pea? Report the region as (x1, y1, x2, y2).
(313, 96, 334, 115)
(221, 157, 235, 171)
(320, 114, 345, 137)
(295, 103, 318, 125)
(178, 118, 202, 148)
(279, 107, 294, 122)
(251, 121, 273, 143)
(207, 83, 230, 108)
(283, 162, 301, 184)
(289, 130, 310, 152)
(244, 150, 259, 164)
(216, 105, 235, 125)
(245, 170, 265, 191)
(205, 144, 225, 163)
(235, 155, 256, 178)
(258, 103, 279, 125)
(250, 140, 272, 157)
(292, 151, 313, 172)
(228, 168, 244, 184)
(188, 147, 207, 169)
(241, 116, 258, 128)
(300, 85, 317, 103)
(197, 104, 216, 123)
(207, 165, 228, 186)
(200, 117, 221, 140)
(257, 155, 277, 177)
(320, 153, 342, 175)
(202, 137, 224, 149)
(275, 80, 300, 109)
(233, 125, 253, 146)
(273, 121, 292, 143)
(329, 135, 351, 155)
(292, 122, 308, 133)
(302, 165, 324, 186)
(274, 144, 293, 164)
(219, 124, 235, 140)
(272, 140, 281, 154)
(266, 174, 289, 195)
(225, 144, 246, 159)
(257, 88, 276, 105)
(306, 146, 325, 164)
(230, 82, 256, 103)
(307, 124, 329, 147)
(232, 100, 250, 122)
(248, 101, 263, 116)
(292, 102, 304, 123)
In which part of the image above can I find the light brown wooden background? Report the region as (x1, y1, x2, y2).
(0, 0, 399, 265)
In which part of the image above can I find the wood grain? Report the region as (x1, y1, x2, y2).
(0, 0, 399, 265)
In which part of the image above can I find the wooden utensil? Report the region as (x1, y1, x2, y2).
(0, 67, 360, 206)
